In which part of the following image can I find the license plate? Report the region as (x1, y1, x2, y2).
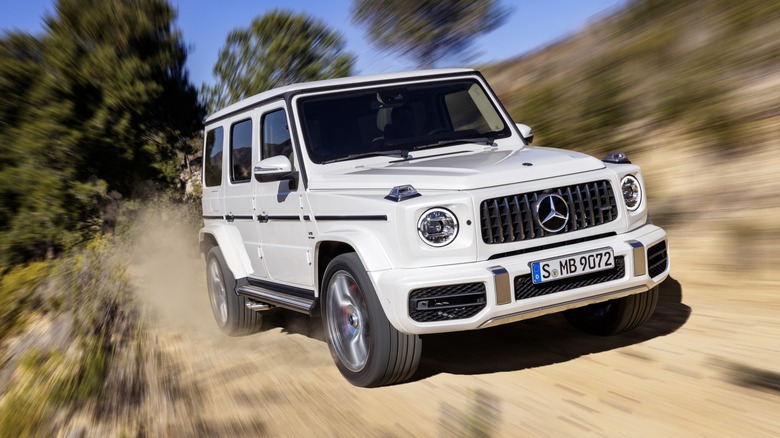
(531, 248, 615, 284)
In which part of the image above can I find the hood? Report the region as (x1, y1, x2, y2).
(307, 146, 606, 191)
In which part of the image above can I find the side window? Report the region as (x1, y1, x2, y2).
(204, 127, 224, 187)
(230, 119, 252, 183)
(261, 109, 292, 162)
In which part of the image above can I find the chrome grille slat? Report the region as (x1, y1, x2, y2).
(565, 187, 577, 232)
(481, 202, 493, 243)
(512, 196, 524, 239)
(602, 181, 613, 222)
(585, 183, 595, 227)
(480, 180, 619, 244)
(502, 197, 514, 242)
(576, 185, 587, 229)
(524, 195, 535, 239)
(595, 182, 605, 223)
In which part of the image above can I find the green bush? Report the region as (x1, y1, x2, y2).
(0, 260, 53, 341)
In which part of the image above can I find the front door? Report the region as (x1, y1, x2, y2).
(253, 103, 311, 287)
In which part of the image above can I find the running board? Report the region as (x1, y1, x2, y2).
(236, 283, 317, 316)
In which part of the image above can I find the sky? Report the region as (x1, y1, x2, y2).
(0, 0, 628, 87)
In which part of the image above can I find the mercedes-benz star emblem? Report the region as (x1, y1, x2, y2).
(535, 194, 569, 233)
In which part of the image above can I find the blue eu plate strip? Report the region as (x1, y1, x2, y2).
(532, 262, 542, 284)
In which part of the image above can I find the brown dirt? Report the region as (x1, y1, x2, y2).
(129, 141, 780, 436)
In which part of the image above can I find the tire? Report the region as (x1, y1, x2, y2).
(206, 246, 262, 336)
(564, 286, 659, 336)
(322, 253, 421, 387)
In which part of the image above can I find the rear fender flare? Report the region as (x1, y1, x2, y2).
(199, 223, 253, 280)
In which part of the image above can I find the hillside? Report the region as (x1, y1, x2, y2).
(483, 0, 780, 275)
(485, 0, 780, 156)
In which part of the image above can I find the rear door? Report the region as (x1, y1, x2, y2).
(223, 114, 268, 278)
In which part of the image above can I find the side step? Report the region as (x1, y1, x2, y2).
(236, 282, 317, 316)
(245, 300, 272, 311)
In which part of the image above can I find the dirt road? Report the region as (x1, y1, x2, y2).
(128, 196, 779, 437)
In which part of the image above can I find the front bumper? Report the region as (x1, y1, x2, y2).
(369, 224, 669, 335)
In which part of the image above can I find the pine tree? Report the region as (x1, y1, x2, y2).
(0, 0, 203, 267)
(203, 10, 355, 112)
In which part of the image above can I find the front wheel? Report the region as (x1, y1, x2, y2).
(322, 253, 421, 387)
(564, 286, 659, 336)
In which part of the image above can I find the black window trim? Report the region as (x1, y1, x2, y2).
(229, 117, 253, 184)
(260, 107, 291, 162)
(294, 77, 512, 165)
(203, 126, 224, 188)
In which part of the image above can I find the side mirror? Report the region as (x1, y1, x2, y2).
(254, 155, 298, 189)
(516, 123, 534, 144)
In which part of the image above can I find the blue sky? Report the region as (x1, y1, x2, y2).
(1, 0, 627, 87)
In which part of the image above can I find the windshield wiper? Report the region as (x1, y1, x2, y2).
(412, 136, 495, 151)
(322, 149, 410, 164)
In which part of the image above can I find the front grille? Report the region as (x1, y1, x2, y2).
(647, 241, 668, 278)
(514, 256, 625, 300)
(480, 180, 618, 244)
(409, 283, 486, 322)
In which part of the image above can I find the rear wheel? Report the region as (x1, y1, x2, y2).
(206, 246, 262, 336)
(564, 286, 659, 336)
(322, 253, 421, 387)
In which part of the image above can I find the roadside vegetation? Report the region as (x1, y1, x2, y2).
(0, 238, 140, 435)
(0, 0, 203, 434)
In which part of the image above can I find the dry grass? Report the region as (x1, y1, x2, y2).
(0, 196, 205, 436)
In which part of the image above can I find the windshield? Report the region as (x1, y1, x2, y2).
(297, 79, 512, 164)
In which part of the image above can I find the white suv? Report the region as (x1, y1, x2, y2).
(200, 69, 669, 387)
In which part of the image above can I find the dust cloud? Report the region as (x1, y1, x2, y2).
(127, 203, 218, 337)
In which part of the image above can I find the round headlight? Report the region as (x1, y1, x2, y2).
(417, 208, 458, 247)
(621, 175, 642, 211)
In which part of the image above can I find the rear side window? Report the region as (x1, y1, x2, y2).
(204, 127, 224, 187)
(230, 119, 253, 183)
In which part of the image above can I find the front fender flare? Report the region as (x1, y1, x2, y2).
(315, 230, 392, 272)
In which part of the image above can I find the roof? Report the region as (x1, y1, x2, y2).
(204, 68, 476, 123)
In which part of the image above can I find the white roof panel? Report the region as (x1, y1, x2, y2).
(205, 68, 475, 123)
